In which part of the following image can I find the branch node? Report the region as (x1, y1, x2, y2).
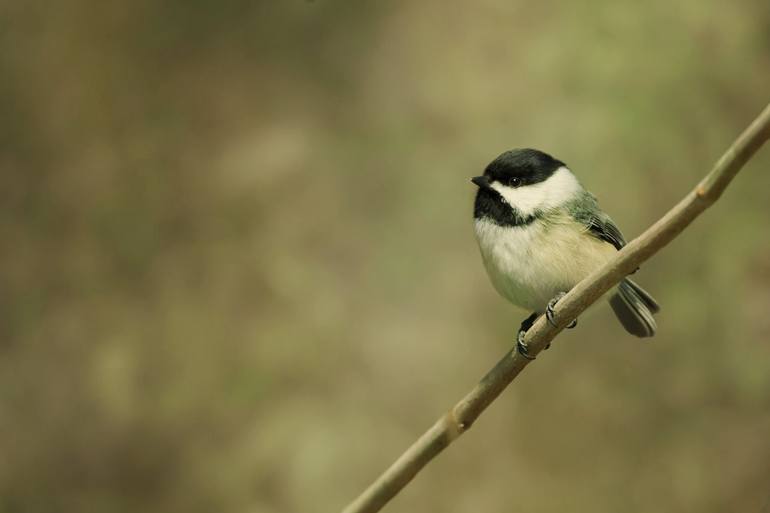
(444, 410, 467, 441)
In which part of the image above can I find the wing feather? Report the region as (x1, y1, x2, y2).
(570, 192, 626, 250)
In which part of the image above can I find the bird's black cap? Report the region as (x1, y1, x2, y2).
(483, 148, 566, 187)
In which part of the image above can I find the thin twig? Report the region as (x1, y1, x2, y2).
(341, 102, 770, 513)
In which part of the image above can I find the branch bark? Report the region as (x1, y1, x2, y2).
(341, 102, 770, 513)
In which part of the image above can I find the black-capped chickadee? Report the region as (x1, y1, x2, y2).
(471, 149, 660, 359)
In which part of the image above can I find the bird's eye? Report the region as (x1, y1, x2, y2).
(507, 177, 522, 187)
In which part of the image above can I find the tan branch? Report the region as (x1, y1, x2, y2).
(341, 102, 770, 513)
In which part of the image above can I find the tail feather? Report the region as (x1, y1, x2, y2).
(624, 278, 660, 314)
(609, 279, 659, 338)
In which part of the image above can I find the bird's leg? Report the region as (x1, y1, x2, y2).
(546, 292, 578, 329)
(516, 312, 539, 360)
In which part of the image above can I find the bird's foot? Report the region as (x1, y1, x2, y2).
(546, 292, 578, 329)
(516, 329, 535, 360)
(516, 312, 539, 360)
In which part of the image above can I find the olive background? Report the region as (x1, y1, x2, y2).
(2, 1, 770, 512)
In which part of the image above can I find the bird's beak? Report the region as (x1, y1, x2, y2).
(471, 175, 494, 191)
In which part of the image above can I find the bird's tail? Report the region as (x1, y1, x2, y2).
(609, 279, 660, 338)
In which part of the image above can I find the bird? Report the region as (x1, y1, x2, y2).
(471, 148, 660, 359)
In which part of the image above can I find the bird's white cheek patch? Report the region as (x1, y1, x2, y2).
(490, 167, 582, 216)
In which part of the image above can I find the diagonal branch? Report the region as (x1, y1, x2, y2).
(341, 102, 770, 513)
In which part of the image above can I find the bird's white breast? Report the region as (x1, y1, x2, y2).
(474, 215, 616, 312)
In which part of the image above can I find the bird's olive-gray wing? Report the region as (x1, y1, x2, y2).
(570, 193, 626, 250)
(586, 214, 625, 250)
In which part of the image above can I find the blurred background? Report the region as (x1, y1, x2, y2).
(2, 1, 770, 512)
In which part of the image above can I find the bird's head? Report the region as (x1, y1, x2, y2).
(472, 148, 582, 220)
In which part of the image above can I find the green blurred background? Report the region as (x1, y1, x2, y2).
(2, 1, 770, 512)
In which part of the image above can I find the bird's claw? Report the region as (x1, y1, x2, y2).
(516, 312, 541, 360)
(546, 292, 578, 329)
(516, 328, 536, 360)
